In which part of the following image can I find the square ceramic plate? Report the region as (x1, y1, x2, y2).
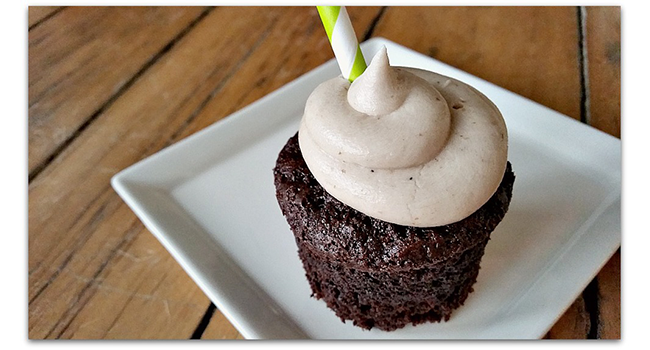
(111, 37, 621, 339)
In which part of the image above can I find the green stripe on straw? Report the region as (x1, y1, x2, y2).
(349, 46, 366, 82)
(317, 6, 367, 82)
(317, 6, 340, 41)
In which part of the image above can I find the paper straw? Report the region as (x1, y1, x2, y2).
(317, 6, 367, 82)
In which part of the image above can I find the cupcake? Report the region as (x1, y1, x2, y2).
(273, 48, 515, 331)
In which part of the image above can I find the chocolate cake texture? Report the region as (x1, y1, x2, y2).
(273, 133, 515, 331)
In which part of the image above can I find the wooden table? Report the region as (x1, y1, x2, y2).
(28, 6, 620, 339)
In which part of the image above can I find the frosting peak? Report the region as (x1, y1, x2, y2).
(347, 47, 406, 116)
(298, 50, 508, 227)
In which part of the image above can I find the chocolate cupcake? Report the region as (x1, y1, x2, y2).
(273, 48, 514, 331)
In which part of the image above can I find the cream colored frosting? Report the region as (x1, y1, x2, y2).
(298, 47, 508, 227)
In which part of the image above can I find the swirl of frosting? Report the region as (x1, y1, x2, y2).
(299, 47, 508, 227)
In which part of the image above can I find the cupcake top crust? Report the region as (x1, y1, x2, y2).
(274, 134, 515, 271)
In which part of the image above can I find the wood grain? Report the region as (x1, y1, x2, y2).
(201, 310, 244, 339)
(28, 6, 208, 176)
(371, 6, 582, 121)
(584, 6, 620, 339)
(545, 296, 590, 339)
(63, 226, 210, 339)
(597, 250, 621, 339)
(28, 6, 282, 338)
(28, 6, 62, 28)
(586, 6, 621, 137)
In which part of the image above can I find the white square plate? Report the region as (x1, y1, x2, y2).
(111, 38, 621, 339)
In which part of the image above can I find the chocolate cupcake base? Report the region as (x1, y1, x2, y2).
(273, 134, 515, 331)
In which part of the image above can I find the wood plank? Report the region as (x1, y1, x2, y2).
(201, 310, 244, 339)
(28, 6, 208, 175)
(28, 6, 284, 339)
(597, 250, 620, 339)
(586, 6, 620, 137)
(371, 6, 582, 121)
(28, 5, 277, 300)
(585, 6, 620, 339)
(28, 191, 143, 338)
(28, 6, 383, 339)
(60, 226, 210, 339)
(545, 295, 590, 339)
(28, 6, 62, 28)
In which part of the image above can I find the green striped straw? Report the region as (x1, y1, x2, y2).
(317, 6, 367, 82)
